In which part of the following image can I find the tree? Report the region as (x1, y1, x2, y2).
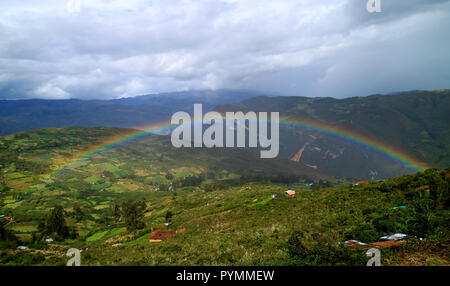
(120, 201, 146, 238)
(47, 205, 69, 236)
(0, 223, 18, 248)
(39, 205, 76, 240)
(165, 211, 173, 223)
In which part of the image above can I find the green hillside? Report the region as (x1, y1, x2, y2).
(0, 127, 448, 266)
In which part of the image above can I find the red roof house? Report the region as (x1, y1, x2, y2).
(285, 190, 296, 197)
(149, 230, 176, 242)
(355, 181, 369, 186)
(345, 239, 406, 250)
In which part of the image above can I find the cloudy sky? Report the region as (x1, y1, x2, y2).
(0, 0, 449, 100)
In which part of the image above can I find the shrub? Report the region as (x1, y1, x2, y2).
(286, 231, 367, 266)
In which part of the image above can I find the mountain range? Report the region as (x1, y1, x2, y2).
(0, 89, 265, 136)
(215, 89, 450, 179)
(1, 89, 449, 179)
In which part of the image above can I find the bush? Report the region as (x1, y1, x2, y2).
(0, 251, 46, 266)
(286, 231, 367, 266)
(0, 224, 18, 248)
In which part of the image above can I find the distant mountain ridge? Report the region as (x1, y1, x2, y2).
(110, 89, 270, 109)
(215, 89, 450, 179)
(0, 89, 265, 136)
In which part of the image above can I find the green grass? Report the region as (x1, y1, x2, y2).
(249, 196, 273, 207)
(86, 230, 109, 242)
(124, 233, 152, 246)
(106, 227, 126, 237)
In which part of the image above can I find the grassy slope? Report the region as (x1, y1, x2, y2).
(2, 177, 448, 266)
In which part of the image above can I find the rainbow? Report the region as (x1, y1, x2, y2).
(50, 120, 176, 177)
(51, 116, 427, 177)
(279, 116, 426, 172)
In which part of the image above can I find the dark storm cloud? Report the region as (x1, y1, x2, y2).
(0, 0, 449, 99)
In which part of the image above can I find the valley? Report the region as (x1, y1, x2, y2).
(0, 126, 448, 266)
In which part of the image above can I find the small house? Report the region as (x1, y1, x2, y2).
(355, 181, 369, 186)
(345, 233, 409, 250)
(285, 190, 296, 197)
(149, 230, 176, 242)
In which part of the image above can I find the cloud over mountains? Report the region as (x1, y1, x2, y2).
(0, 0, 449, 99)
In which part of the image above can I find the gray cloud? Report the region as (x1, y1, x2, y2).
(0, 0, 449, 99)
